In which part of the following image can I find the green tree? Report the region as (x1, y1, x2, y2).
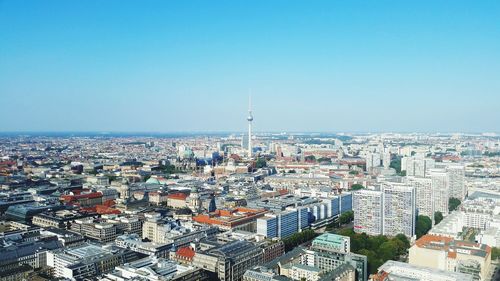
(333, 228, 412, 274)
(351, 184, 364, 191)
(492, 247, 500, 260)
(449, 197, 461, 212)
(368, 235, 388, 252)
(416, 215, 432, 238)
(317, 157, 332, 163)
(255, 158, 267, 169)
(282, 229, 318, 252)
(391, 238, 407, 256)
(358, 249, 383, 274)
(434, 211, 444, 225)
(305, 155, 316, 162)
(349, 170, 359, 175)
(379, 241, 398, 261)
(389, 158, 401, 173)
(339, 211, 354, 225)
(163, 164, 176, 174)
(394, 234, 410, 249)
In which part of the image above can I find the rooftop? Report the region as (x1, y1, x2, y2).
(414, 235, 491, 259)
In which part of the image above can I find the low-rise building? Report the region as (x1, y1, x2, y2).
(409, 235, 492, 281)
(374, 260, 473, 281)
(70, 218, 117, 243)
(115, 234, 171, 258)
(192, 240, 263, 281)
(103, 256, 209, 281)
(46, 243, 144, 280)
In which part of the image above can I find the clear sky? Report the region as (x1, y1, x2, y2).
(1, 0, 499, 133)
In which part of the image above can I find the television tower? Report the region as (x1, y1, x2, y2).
(247, 95, 253, 158)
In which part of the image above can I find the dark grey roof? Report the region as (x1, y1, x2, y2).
(0, 239, 62, 264)
(209, 240, 258, 259)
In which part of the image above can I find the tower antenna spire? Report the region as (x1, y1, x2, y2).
(247, 90, 254, 158)
(248, 89, 252, 112)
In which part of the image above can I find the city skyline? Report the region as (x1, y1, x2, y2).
(0, 1, 499, 280)
(1, 1, 499, 133)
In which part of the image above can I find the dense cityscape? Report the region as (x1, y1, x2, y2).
(2, 1, 499, 281)
(0, 110, 499, 281)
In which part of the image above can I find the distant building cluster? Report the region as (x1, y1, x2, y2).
(0, 131, 498, 280)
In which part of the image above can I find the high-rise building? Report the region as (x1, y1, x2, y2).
(406, 176, 434, 219)
(402, 156, 435, 177)
(382, 151, 391, 169)
(365, 152, 381, 171)
(446, 164, 466, 200)
(353, 190, 384, 236)
(354, 184, 416, 238)
(381, 183, 416, 237)
(428, 169, 450, 216)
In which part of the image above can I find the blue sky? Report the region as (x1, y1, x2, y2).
(1, 0, 499, 133)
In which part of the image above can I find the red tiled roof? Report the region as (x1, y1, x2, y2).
(61, 192, 102, 201)
(168, 193, 188, 200)
(177, 246, 195, 259)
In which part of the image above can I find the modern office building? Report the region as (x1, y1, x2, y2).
(256, 207, 309, 239)
(340, 192, 353, 214)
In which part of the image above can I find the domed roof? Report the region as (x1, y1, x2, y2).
(146, 177, 160, 184)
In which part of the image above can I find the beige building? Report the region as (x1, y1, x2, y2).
(409, 235, 491, 281)
(282, 264, 322, 281)
(167, 193, 189, 209)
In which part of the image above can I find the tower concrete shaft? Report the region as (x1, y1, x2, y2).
(247, 96, 253, 157)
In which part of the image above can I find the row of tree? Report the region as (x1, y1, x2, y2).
(335, 228, 411, 274)
(325, 211, 354, 231)
(282, 229, 318, 252)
